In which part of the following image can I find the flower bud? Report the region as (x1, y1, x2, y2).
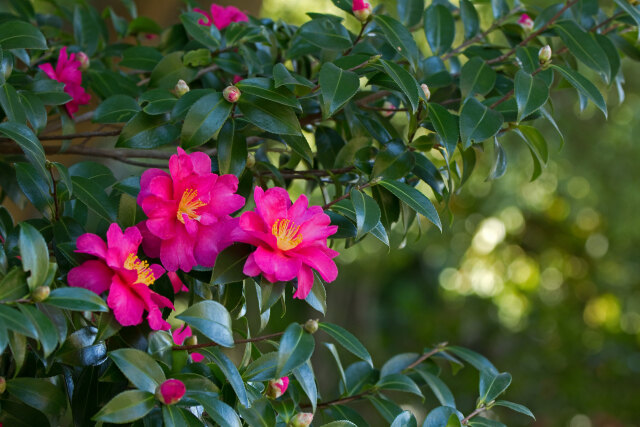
(246, 152, 256, 169)
(185, 335, 198, 346)
(223, 86, 241, 103)
(266, 376, 289, 399)
(382, 101, 396, 117)
(290, 412, 313, 427)
(538, 45, 552, 64)
(77, 52, 90, 70)
(420, 83, 431, 102)
(32, 286, 50, 302)
(353, 0, 372, 22)
(175, 79, 190, 97)
(304, 319, 318, 334)
(0, 377, 6, 394)
(518, 13, 534, 31)
(156, 379, 186, 405)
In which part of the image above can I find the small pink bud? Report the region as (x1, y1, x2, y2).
(77, 52, 90, 70)
(518, 14, 534, 31)
(175, 80, 190, 97)
(353, 0, 372, 22)
(223, 86, 241, 103)
(290, 412, 313, 427)
(538, 45, 552, 64)
(266, 376, 290, 399)
(420, 83, 431, 102)
(156, 379, 186, 405)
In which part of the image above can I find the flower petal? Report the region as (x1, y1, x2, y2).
(253, 246, 301, 282)
(68, 260, 113, 294)
(292, 246, 338, 282)
(75, 233, 108, 259)
(293, 265, 314, 299)
(107, 276, 145, 327)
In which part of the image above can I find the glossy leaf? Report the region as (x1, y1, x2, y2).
(351, 189, 381, 238)
(551, 64, 607, 117)
(0, 20, 47, 49)
(424, 5, 455, 55)
(181, 93, 232, 148)
(117, 112, 179, 148)
(379, 59, 421, 113)
(45, 287, 109, 312)
(398, 0, 425, 27)
(71, 176, 117, 222)
(92, 390, 155, 423)
(319, 63, 360, 117)
(176, 300, 234, 347)
(19, 222, 48, 290)
(276, 323, 316, 377)
(236, 77, 301, 110)
(378, 179, 442, 231)
(554, 20, 611, 82)
(391, 411, 418, 427)
(110, 348, 166, 393)
(493, 400, 535, 419)
(427, 103, 459, 158)
(375, 15, 420, 69)
(191, 392, 242, 427)
(7, 378, 66, 421)
(238, 95, 301, 135)
(461, 57, 497, 98)
(479, 371, 512, 404)
(0, 122, 49, 184)
(319, 322, 373, 366)
(201, 347, 250, 407)
(515, 70, 549, 121)
(459, 98, 504, 148)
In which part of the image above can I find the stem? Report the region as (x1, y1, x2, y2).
(405, 345, 446, 371)
(344, 21, 369, 56)
(172, 331, 284, 351)
(462, 406, 488, 424)
(309, 390, 374, 410)
(48, 166, 60, 221)
(323, 182, 373, 210)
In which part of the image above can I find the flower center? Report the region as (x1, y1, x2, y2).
(177, 188, 206, 224)
(124, 253, 155, 286)
(272, 218, 303, 251)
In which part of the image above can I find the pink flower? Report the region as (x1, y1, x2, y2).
(194, 4, 249, 30)
(67, 224, 173, 330)
(137, 148, 245, 273)
(267, 377, 290, 399)
(38, 47, 91, 117)
(352, 0, 371, 11)
(232, 75, 243, 84)
(156, 379, 186, 405)
(167, 272, 189, 293)
(172, 325, 204, 363)
(234, 187, 339, 299)
(352, 0, 372, 21)
(518, 13, 534, 30)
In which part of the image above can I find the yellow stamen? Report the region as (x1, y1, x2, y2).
(177, 188, 206, 224)
(272, 218, 303, 251)
(124, 253, 155, 286)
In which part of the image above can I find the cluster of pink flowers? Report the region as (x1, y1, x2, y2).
(68, 148, 339, 331)
(194, 3, 248, 30)
(39, 47, 91, 117)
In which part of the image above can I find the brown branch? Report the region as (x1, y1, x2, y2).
(462, 406, 488, 425)
(405, 344, 446, 371)
(172, 331, 284, 351)
(306, 390, 374, 410)
(486, 0, 580, 65)
(344, 21, 369, 56)
(323, 182, 373, 210)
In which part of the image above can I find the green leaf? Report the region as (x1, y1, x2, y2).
(447, 346, 498, 374)
(243, 352, 278, 381)
(0, 122, 49, 184)
(294, 362, 318, 412)
(416, 368, 456, 408)
(236, 77, 301, 110)
(0, 305, 37, 338)
(376, 374, 423, 397)
(15, 162, 53, 213)
(281, 134, 314, 165)
(211, 244, 252, 286)
(176, 300, 234, 347)
(19, 92, 47, 133)
(200, 347, 249, 407)
(515, 70, 549, 121)
(516, 125, 548, 164)
(488, 137, 507, 180)
(181, 92, 231, 148)
(614, 0, 640, 40)
(378, 179, 441, 231)
(110, 348, 166, 393)
(427, 103, 459, 158)
(18, 304, 58, 357)
(379, 59, 421, 113)
(460, 0, 480, 39)
(372, 140, 415, 180)
(398, 0, 424, 27)
(459, 98, 504, 148)
(45, 287, 109, 312)
(0, 83, 26, 123)
(0, 268, 29, 301)
(468, 417, 506, 427)
(424, 406, 464, 427)
(190, 392, 242, 427)
(277, 323, 315, 377)
(73, 5, 101, 55)
(324, 342, 348, 391)
(351, 189, 381, 238)
(461, 57, 496, 98)
(319, 63, 360, 118)
(149, 51, 197, 89)
(479, 370, 512, 404)
(424, 5, 455, 55)
(217, 120, 247, 176)
(493, 400, 535, 420)
(162, 405, 201, 427)
(19, 222, 49, 291)
(550, 64, 607, 117)
(120, 46, 163, 71)
(319, 322, 373, 367)
(116, 112, 179, 148)
(71, 176, 117, 222)
(237, 398, 275, 426)
(0, 20, 47, 49)
(92, 390, 155, 423)
(7, 378, 66, 421)
(299, 17, 352, 50)
(238, 95, 301, 135)
(374, 15, 420, 69)
(366, 395, 403, 423)
(180, 12, 221, 49)
(391, 411, 417, 427)
(554, 20, 611, 82)
(323, 422, 358, 427)
(94, 95, 140, 123)
(30, 79, 72, 105)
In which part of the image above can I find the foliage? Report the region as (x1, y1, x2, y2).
(0, 0, 638, 425)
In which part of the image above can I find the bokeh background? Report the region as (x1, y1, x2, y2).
(6, 0, 640, 426)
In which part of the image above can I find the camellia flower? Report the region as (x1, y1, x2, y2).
(518, 13, 534, 30)
(67, 224, 173, 330)
(194, 3, 248, 30)
(172, 324, 204, 362)
(266, 377, 290, 399)
(353, 0, 373, 21)
(234, 187, 339, 299)
(137, 148, 245, 272)
(156, 379, 186, 405)
(38, 47, 91, 117)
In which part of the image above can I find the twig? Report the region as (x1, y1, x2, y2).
(172, 331, 284, 351)
(323, 182, 373, 210)
(405, 345, 446, 371)
(344, 21, 369, 56)
(462, 406, 488, 425)
(307, 390, 374, 410)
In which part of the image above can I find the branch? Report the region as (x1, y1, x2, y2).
(323, 181, 373, 210)
(462, 406, 488, 425)
(304, 390, 375, 410)
(405, 344, 446, 371)
(172, 331, 284, 351)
